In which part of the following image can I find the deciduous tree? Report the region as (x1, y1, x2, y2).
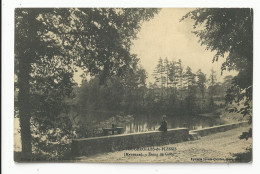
(182, 8, 253, 138)
(15, 8, 159, 159)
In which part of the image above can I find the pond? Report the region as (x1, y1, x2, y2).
(14, 112, 228, 148)
(124, 114, 227, 134)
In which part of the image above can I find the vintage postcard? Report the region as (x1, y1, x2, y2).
(14, 8, 253, 163)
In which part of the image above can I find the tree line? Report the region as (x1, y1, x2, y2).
(73, 57, 231, 119)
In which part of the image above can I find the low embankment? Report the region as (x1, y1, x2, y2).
(71, 121, 248, 157)
(72, 128, 189, 157)
(190, 121, 248, 137)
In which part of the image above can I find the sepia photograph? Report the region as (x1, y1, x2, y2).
(14, 8, 253, 163)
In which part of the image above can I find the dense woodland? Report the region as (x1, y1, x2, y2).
(14, 8, 252, 160)
(72, 57, 231, 116)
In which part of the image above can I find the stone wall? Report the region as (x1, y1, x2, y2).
(190, 121, 248, 137)
(71, 128, 189, 157)
(71, 121, 249, 157)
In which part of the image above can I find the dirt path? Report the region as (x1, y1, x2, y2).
(74, 126, 252, 163)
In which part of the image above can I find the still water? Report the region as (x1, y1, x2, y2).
(124, 114, 226, 134)
(14, 113, 227, 150)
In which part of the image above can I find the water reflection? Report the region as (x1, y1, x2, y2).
(124, 114, 226, 134)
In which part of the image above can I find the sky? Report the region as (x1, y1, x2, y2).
(130, 8, 237, 84)
(74, 8, 237, 85)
